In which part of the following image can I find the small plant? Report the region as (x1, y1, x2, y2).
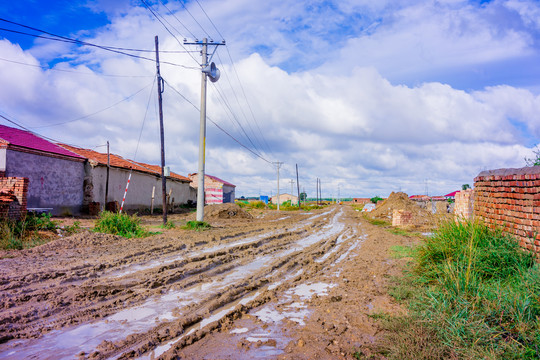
(182, 220, 211, 231)
(93, 211, 150, 238)
(62, 221, 81, 235)
(162, 221, 175, 229)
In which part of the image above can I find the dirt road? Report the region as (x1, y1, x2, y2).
(0, 205, 412, 359)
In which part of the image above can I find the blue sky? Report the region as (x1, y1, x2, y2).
(0, 0, 539, 198)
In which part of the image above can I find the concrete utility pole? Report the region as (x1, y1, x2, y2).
(105, 140, 110, 210)
(273, 162, 283, 210)
(184, 38, 225, 222)
(289, 179, 295, 203)
(155, 35, 167, 226)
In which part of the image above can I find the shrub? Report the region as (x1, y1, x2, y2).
(93, 211, 149, 238)
(0, 213, 58, 250)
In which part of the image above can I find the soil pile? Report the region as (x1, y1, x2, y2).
(203, 203, 253, 219)
(370, 192, 433, 226)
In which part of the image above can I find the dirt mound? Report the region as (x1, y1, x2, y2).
(370, 192, 432, 226)
(203, 203, 253, 220)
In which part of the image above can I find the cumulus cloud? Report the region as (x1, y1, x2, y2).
(0, 0, 538, 199)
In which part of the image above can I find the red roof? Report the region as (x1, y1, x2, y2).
(445, 191, 459, 197)
(189, 173, 236, 188)
(60, 144, 190, 182)
(0, 125, 83, 159)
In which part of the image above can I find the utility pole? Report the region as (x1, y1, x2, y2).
(184, 38, 224, 222)
(296, 164, 300, 208)
(105, 140, 110, 210)
(155, 36, 167, 226)
(338, 184, 340, 204)
(273, 162, 283, 210)
(289, 179, 294, 204)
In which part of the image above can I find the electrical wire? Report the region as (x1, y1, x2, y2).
(157, 0, 196, 39)
(0, 56, 154, 78)
(140, 0, 200, 66)
(194, 0, 225, 41)
(0, 21, 198, 69)
(32, 82, 154, 128)
(163, 79, 272, 164)
(178, 0, 211, 39)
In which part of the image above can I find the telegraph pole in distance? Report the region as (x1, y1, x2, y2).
(289, 179, 294, 204)
(184, 38, 225, 222)
(273, 162, 283, 210)
(296, 164, 300, 208)
(155, 35, 167, 226)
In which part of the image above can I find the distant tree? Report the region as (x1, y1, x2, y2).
(462, 184, 471, 190)
(525, 145, 540, 166)
(370, 196, 383, 204)
(299, 192, 307, 201)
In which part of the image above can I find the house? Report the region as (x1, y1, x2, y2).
(61, 145, 196, 213)
(271, 193, 298, 205)
(352, 198, 371, 204)
(444, 191, 459, 200)
(0, 125, 85, 215)
(188, 173, 236, 204)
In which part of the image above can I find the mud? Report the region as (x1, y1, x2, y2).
(0, 205, 414, 359)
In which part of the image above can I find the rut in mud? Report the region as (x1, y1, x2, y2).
(0, 206, 411, 359)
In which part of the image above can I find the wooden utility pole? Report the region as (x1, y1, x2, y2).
(155, 35, 167, 225)
(105, 140, 110, 210)
(273, 162, 283, 210)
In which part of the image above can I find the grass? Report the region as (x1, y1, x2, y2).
(182, 220, 211, 231)
(374, 220, 540, 359)
(0, 213, 58, 250)
(93, 211, 151, 238)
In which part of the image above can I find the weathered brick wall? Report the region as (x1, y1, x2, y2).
(474, 167, 540, 256)
(392, 209, 413, 227)
(454, 189, 474, 219)
(0, 177, 29, 219)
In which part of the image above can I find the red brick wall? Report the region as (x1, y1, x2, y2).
(454, 189, 474, 220)
(474, 167, 540, 257)
(0, 177, 29, 219)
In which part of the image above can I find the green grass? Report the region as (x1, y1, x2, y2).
(182, 220, 211, 231)
(93, 211, 150, 238)
(0, 213, 58, 250)
(375, 220, 540, 359)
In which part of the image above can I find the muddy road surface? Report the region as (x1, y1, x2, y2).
(0, 206, 412, 359)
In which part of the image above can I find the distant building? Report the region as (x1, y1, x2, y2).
(271, 193, 298, 205)
(188, 173, 236, 204)
(352, 198, 371, 204)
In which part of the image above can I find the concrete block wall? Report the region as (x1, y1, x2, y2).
(474, 167, 540, 257)
(0, 177, 29, 219)
(454, 189, 474, 220)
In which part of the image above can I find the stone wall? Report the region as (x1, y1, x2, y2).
(474, 167, 540, 257)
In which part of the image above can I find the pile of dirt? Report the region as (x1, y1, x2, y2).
(370, 192, 433, 226)
(203, 203, 253, 220)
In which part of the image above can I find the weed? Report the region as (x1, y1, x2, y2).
(0, 213, 59, 250)
(93, 211, 150, 238)
(62, 221, 81, 235)
(182, 220, 211, 231)
(364, 215, 390, 226)
(162, 221, 175, 229)
(378, 220, 540, 359)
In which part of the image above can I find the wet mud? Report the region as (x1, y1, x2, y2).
(0, 205, 413, 359)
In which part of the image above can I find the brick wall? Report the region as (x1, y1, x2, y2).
(474, 167, 540, 257)
(392, 209, 413, 227)
(0, 177, 29, 219)
(454, 189, 474, 220)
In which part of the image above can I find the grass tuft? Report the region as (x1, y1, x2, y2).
(93, 211, 150, 238)
(0, 213, 58, 250)
(182, 220, 211, 231)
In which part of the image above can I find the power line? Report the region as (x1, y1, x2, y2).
(0, 56, 154, 78)
(157, 0, 197, 39)
(140, 0, 200, 66)
(178, 1, 211, 39)
(194, 0, 225, 41)
(163, 79, 272, 164)
(31, 82, 154, 128)
(0, 20, 197, 69)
